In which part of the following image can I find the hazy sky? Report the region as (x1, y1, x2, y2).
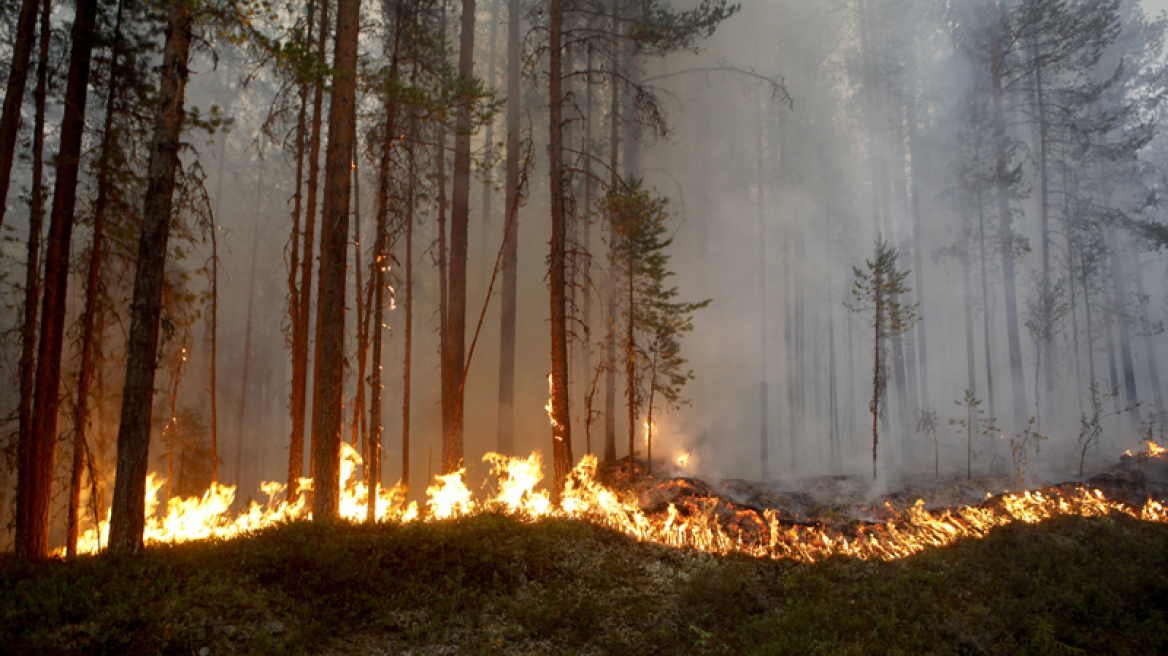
(1147, 0, 1168, 16)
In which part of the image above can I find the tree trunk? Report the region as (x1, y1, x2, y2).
(299, 0, 328, 487)
(443, 0, 475, 473)
(975, 141, 996, 420)
(69, 0, 125, 556)
(311, 0, 359, 520)
(0, 0, 41, 230)
(235, 167, 262, 491)
(548, 0, 573, 499)
(478, 0, 501, 286)
(988, 0, 1029, 430)
(15, 0, 49, 559)
(496, 0, 520, 456)
(603, 0, 620, 463)
(906, 94, 930, 412)
(754, 90, 768, 480)
(403, 106, 417, 498)
(108, 0, 192, 555)
(285, 0, 316, 504)
(1034, 42, 1054, 423)
(19, 0, 100, 560)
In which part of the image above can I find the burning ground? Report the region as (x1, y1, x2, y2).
(4, 446, 1168, 654)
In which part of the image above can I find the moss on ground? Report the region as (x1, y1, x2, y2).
(2, 512, 1167, 655)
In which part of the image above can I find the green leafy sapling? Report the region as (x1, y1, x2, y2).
(950, 390, 999, 480)
(1078, 382, 1138, 476)
(916, 408, 940, 479)
(1009, 417, 1047, 494)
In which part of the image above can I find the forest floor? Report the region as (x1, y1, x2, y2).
(3, 478, 1168, 655)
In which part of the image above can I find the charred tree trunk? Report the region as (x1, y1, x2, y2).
(496, 0, 520, 456)
(311, 0, 359, 520)
(108, 0, 192, 555)
(20, 0, 100, 561)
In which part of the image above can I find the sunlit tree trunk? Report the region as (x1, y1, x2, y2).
(311, 0, 359, 519)
(108, 0, 192, 555)
(20, 0, 100, 560)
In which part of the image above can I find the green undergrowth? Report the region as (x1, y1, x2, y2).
(2, 512, 1168, 655)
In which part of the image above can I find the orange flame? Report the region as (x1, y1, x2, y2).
(61, 450, 1168, 563)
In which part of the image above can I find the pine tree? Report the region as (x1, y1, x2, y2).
(847, 238, 919, 480)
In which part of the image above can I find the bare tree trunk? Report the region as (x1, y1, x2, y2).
(754, 90, 768, 481)
(443, 0, 475, 473)
(351, 141, 368, 473)
(1034, 43, 1055, 423)
(1130, 246, 1163, 413)
(15, 0, 49, 559)
(285, 0, 316, 503)
(0, 0, 41, 230)
(300, 0, 328, 486)
(20, 0, 100, 560)
(548, 0, 573, 499)
(311, 0, 359, 520)
(906, 94, 930, 412)
(603, 0, 620, 463)
(108, 0, 192, 555)
(975, 142, 996, 420)
(69, 0, 125, 556)
(988, 0, 1028, 430)
(496, 0, 520, 455)
(235, 166, 263, 491)
(403, 108, 417, 497)
(368, 148, 386, 522)
(478, 0, 501, 285)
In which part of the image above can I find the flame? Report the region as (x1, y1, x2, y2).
(544, 374, 557, 429)
(60, 448, 1168, 564)
(676, 453, 689, 468)
(1147, 440, 1166, 457)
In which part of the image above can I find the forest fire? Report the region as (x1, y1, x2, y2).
(61, 443, 1168, 563)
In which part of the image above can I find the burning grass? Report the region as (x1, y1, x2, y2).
(3, 511, 1168, 654)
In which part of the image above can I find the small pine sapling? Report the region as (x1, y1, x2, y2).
(846, 238, 918, 480)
